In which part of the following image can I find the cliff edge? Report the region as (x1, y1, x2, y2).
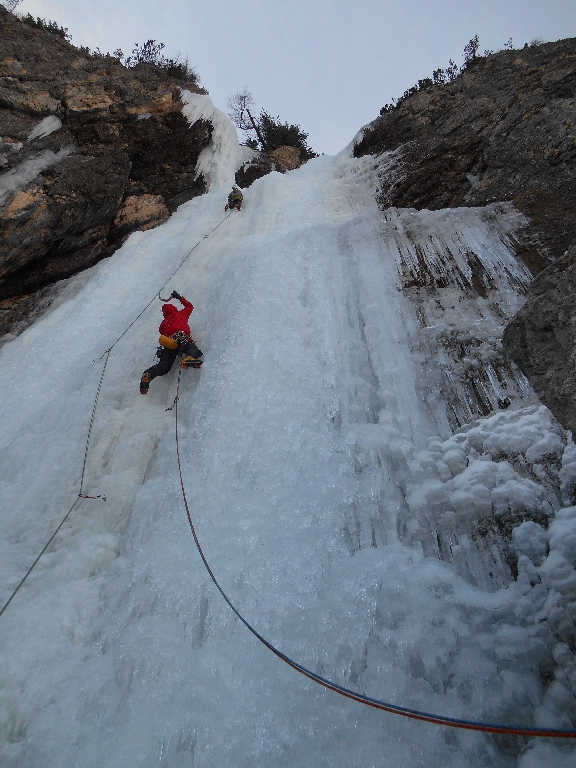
(354, 38, 576, 273)
(0, 6, 210, 303)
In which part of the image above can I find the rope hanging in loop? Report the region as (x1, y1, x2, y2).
(172, 374, 576, 739)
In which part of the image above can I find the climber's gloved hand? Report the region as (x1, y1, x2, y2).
(171, 290, 181, 300)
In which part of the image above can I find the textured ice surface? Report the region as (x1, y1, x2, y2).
(180, 90, 252, 191)
(0, 138, 575, 767)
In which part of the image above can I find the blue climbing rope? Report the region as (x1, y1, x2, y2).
(173, 372, 576, 739)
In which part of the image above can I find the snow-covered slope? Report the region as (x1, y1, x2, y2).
(1, 124, 575, 767)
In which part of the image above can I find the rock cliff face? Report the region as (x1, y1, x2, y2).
(235, 145, 303, 188)
(0, 6, 210, 304)
(354, 38, 576, 273)
(503, 243, 576, 435)
(355, 38, 576, 433)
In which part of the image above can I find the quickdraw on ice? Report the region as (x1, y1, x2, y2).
(0, 350, 111, 618)
(165, 395, 179, 412)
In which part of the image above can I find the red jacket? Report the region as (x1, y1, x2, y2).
(159, 296, 194, 337)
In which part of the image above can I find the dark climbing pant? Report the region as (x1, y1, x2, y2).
(143, 340, 203, 382)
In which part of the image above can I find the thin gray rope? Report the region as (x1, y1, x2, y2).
(0, 211, 233, 618)
(0, 351, 110, 618)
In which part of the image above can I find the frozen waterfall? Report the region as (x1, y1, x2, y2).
(1, 109, 575, 767)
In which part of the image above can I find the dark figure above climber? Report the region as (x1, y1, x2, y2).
(225, 185, 243, 211)
(140, 291, 203, 394)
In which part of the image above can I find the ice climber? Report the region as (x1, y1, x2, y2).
(140, 291, 203, 394)
(225, 185, 243, 211)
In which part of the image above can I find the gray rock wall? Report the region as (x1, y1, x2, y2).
(354, 38, 576, 273)
(504, 243, 576, 436)
(355, 38, 576, 434)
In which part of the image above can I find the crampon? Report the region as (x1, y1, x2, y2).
(181, 356, 203, 369)
(140, 373, 151, 394)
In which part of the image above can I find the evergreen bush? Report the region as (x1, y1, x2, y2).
(257, 111, 317, 159)
(228, 89, 317, 159)
(123, 40, 199, 83)
(20, 14, 71, 41)
(377, 35, 517, 116)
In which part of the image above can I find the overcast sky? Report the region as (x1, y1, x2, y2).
(12, 0, 576, 154)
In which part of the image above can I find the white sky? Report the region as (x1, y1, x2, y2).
(12, 0, 576, 154)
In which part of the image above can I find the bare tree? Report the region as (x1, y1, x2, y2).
(227, 88, 267, 149)
(4, 0, 24, 12)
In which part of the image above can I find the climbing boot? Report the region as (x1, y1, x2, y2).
(181, 356, 202, 369)
(140, 373, 151, 394)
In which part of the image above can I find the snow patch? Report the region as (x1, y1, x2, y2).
(27, 115, 62, 142)
(403, 405, 574, 587)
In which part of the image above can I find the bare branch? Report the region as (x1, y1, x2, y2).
(4, 0, 24, 12)
(227, 88, 256, 132)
